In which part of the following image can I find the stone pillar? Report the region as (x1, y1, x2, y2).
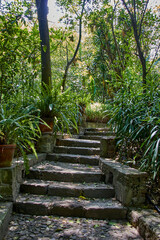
(37, 133, 56, 153)
(100, 136, 116, 158)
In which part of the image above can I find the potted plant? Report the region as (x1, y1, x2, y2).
(0, 103, 41, 168)
(36, 85, 58, 133)
(36, 85, 79, 135)
(78, 92, 91, 113)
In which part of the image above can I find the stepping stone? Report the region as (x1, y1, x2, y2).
(46, 153, 99, 165)
(27, 161, 105, 183)
(57, 138, 100, 148)
(53, 146, 100, 155)
(20, 180, 115, 198)
(14, 194, 127, 220)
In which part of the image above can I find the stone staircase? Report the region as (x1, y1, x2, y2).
(13, 125, 127, 220)
(79, 127, 114, 140)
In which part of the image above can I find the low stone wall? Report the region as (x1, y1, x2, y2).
(99, 158, 148, 207)
(129, 209, 160, 240)
(0, 153, 46, 201)
(100, 136, 116, 158)
(0, 202, 13, 240)
(37, 133, 56, 153)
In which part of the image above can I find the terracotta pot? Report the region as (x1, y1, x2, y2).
(79, 104, 86, 115)
(39, 118, 54, 133)
(0, 144, 16, 168)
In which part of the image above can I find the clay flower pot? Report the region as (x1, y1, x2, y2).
(0, 144, 16, 168)
(39, 118, 54, 133)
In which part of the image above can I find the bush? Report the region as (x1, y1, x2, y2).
(85, 102, 111, 122)
(109, 85, 160, 180)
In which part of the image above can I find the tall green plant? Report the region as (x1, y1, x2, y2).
(109, 74, 160, 180)
(0, 102, 41, 171)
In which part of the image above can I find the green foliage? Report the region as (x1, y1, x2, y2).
(0, 0, 41, 102)
(0, 102, 41, 171)
(36, 83, 59, 118)
(52, 87, 79, 134)
(109, 75, 160, 179)
(0, 0, 159, 180)
(77, 90, 91, 106)
(85, 102, 111, 122)
(35, 82, 79, 134)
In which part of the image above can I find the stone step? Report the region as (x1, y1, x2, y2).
(53, 146, 100, 155)
(85, 127, 110, 132)
(79, 135, 107, 140)
(27, 161, 105, 183)
(14, 194, 127, 220)
(46, 153, 99, 166)
(84, 131, 114, 136)
(20, 180, 115, 198)
(57, 138, 100, 148)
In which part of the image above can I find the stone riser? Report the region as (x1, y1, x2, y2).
(53, 146, 100, 155)
(14, 195, 127, 220)
(46, 153, 99, 166)
(84, 131, 114, 136)
(85, 128, 110, 132)
(27, 170, 105, 183)
(79, 135, 105, 140)
(57, 139, 100, 148)
(20, 182, 115, 199)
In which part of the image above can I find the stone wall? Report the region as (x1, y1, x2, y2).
(100, 136, 116, 158)
(0, 153, 46, 201)
(0, 202, 13, 240)
(99, 158, 148, 206)
(129, 209, 160, 240)
(37, 133, 56, 153)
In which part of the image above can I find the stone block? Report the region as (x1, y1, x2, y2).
(100, 136, 116, 158)
(0, 154, 46, 201)
(99, 158, 148, 206)
(129, 209, 160, 240)
(0, 202, 13, 240)
(37, 133, 56, 153)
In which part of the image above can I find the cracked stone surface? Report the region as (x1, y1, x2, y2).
(5, 214, 143, 240)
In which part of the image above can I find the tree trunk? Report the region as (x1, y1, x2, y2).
(36, 0, 52, 87)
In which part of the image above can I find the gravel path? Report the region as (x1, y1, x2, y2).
(5, 214, 143, 240)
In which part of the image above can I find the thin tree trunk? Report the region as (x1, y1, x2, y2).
(36, 0, 52, 88)
(62, 0, 86, 91)
(121, 0, 148, 88)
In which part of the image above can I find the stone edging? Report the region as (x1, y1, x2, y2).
(99, 157, 160, 239)
(0, 153, 46, 201)
(0, 153, 46, 240)
(128, 209, 160, 240)
(99, 157, 148, 207)
(0, 202, 13, 240)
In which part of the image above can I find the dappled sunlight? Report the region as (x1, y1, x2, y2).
(6, 214, 143, 240)
(32, 161, 101, 173)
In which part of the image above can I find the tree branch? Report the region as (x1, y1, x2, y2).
(111, 1, 124, 71)
(62, 0, 86, 91)
(138, 0, 149, 36)
(147, 43, 160, 74)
